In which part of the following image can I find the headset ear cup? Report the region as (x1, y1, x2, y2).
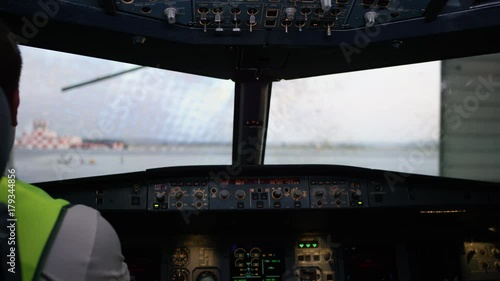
(0, 87, 15, 175)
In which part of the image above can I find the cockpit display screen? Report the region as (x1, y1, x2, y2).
(230, 244, 284, 281)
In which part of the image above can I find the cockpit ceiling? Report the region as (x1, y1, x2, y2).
(1, 1, 500, 79)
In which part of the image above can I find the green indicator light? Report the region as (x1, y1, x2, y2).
(312, 243, 318, 248)
(305, 243, 311, 248)
(299, 243, 304, 248)
(357, 201, 363, 205)
(153, 203, 160, 209)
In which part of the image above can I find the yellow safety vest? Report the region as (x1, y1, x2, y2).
(0, 176, 69, 281)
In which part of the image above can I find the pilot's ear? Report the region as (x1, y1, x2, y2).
(10, 89, 19, 126)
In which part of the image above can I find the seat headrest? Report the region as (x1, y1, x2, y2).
(0, 88, 14, 175)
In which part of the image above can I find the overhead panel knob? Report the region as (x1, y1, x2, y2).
(156, 192, 165, 202)
(195, 191, 204, 199)
(292, 189, 303, 200)
(272, 189, 283, 200)
(219, 190, 230, 200)
(333, 189, 342, 198)
(164, 7, 178, 24)
(320, 0, 332, 13)
(352, 189, 362, 199)
(364, 11, 378, 27)
(175, 191, 184, 200)
(235, 190, 246, 200)
(285, 7, 297, 20)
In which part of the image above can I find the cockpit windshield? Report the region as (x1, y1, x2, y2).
(11, 44, 447, 183)
(14, 46, 235, 182)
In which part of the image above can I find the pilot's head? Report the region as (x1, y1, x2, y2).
(0, 18, 22, 174)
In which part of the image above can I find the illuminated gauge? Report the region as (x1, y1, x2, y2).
(234, 258, 245, 268)
(234, 248, 246, 258)
(171, 269, 189, 281)
(196, 270, 217, 281)
(250, 258, 260, 267)
(172, 248, 190, 267)
(249, 247, 262, 258)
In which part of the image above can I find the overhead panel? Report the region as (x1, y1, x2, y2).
(63, 0, 447, 35)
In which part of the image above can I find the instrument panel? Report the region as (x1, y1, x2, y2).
(36, 165, 500, 212)
(125, 235, 500, 281)
(37, 165, 500, 281)
(162, 234, 337, 281)
(148, 176, 373, 211)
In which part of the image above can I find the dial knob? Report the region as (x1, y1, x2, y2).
(494, 261, 500, 271)
(172, 248, 189, 267)
(219, 190, 229, 199)
(194, 191, 204, 199)
(333, 189, 342, 198)
(272, 189, 282, 200)
(197, 271, 217, 281)
(175, 191, 183, 200)
(156, 192, 165, 202)
(352, 189, 362, 199)
(292, 189, 302, 200)
(164, 7, 178, 24)
(492, 248, 500, 257)
(364, 11, 378, 27)
(171, 269, 189, 281)
(315, 190, 324, 197)
(235, 190, 246, 200)
(285, 7, 297, 20)
(132, 186, 140, 194)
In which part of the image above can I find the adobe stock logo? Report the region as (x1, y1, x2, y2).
(7, 0, 61, 51)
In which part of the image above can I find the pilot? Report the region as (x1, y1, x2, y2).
(0, 19, 130, 281)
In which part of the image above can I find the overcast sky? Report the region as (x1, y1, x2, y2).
(17, 45, 441, 145)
